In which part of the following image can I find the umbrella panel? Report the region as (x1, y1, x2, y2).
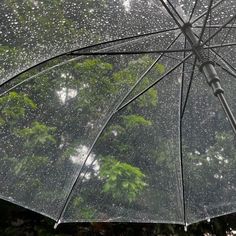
(1, 54, 169, 220)
(190, 0, 234, 24)
(1, 0, 236, 226)
(182, 70, 236, 224)
(61, 69, 183, 224)
(214, 46, 236, 76)
(115, 52, 192, 110)
(0, 0, 176, 84)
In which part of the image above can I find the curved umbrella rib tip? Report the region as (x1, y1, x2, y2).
(54, 220, 61, 229)
(0, 27, 179, 88)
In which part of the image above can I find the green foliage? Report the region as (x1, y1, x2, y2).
(0, 92, 36, 123)
(14, 156, 49, 176)
(73, 58, 116, 113)
(152, 140, 178, 170)
(14, 121, 56, 148)
(1, 34, 234, 230)
(73, 196, 96, 219)
(122, 114, 152, 129)
(113, 56, 160, 108)
(155, 63, 165, 75)
(75, 59, 113, 72)
(4, 0, 78, 44)
(100, 156, 147, 202)
(0, 46, 18, 75)
(0, 1, 236, 235)
(62, 146, 79, 160)
(0, 0, 236, 233)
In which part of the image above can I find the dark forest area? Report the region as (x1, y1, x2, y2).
(1, 200, 236, 236)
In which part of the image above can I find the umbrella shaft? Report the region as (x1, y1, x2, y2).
(182, 24, 236, 136)
(201, 63, 236, 135)
(201, 63, 223, 95)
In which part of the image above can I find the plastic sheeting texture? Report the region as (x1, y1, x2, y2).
(0, 0, 236, 226)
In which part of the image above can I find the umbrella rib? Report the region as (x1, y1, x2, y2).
(3, 70, 198, 98)
(0, 61, 74, 97)
(181, 56, 197, 119)
(159, 0, 183, 28)
(179, 37, 187, 225)
(114, 32, 183, 111)
(66, 66, 194, 228)
(116, 53, 193, 113)
(0, 27, 178, 88)
(0, 49, 195, 97)
(216, 63, 236, 79)
(212, 50, 236, 76)
(180, 38, 187, 117)
(53, 32, 184, 226)
(54, 111, 117, 228)
(191, 0, 225, 24)
(69, 52, 198, 211)
(165, 0, 185, 24)
(188, 0, 199, 22)
(192, 32, 236, 135)
(207, 5, 212, 59)
(193, 24, 236, 29)
(198, 0, 214, 44)
(194, 32, 236, 76)
(163, 54, 196, 66)
(204, 42, 236, 49)
(212, 18, 236, 62)
(1, 36, 198, 99)
(192, 32, 236, 80)
(201, 13, 236, 46)
(69, 48, 192, 56)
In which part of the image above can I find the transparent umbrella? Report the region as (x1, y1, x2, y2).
(0, 0, 236, 229)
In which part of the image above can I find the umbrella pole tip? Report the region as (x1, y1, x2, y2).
(54, 220, 61, 229)
(184, 224, 188, 232)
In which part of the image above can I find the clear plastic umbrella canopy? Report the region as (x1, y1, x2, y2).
(0, 0, 236, 227)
